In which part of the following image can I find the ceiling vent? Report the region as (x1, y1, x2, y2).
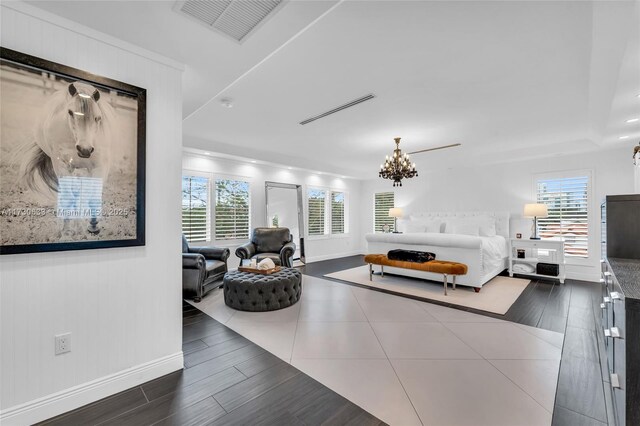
(175, 0, 283, 43)
(299, 94, 376, 125)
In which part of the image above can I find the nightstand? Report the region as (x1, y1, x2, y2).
(509, 238, 566, 283)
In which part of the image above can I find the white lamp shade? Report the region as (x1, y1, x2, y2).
(523, 203, 548, 218)
(388, 208, 403, 218)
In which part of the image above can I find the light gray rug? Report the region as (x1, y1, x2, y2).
(325, 266, 530, 315)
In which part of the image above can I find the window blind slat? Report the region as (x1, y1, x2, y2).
(182, 176, 210, 242)
(331, 191, 345, 234)
(536, 175, 589, 258)
(308, 189, 326, 236)
(215, 179, 250, 240)
(374, 192, 395, 233)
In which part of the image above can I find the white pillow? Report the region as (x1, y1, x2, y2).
(424, 222, 442, 233)
(443, 219, 460, 234)
(452, 223, 480, 236)
(444, 216, 497, 236)
(479, 222, 497, 237)
(409, 216, 443, 233)
(402, 221, 426, 233)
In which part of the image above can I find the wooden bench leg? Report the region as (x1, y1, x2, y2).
(369, 263, 372, 281)
(443, 273, 448, 296)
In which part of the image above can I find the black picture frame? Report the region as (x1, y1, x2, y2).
(0, 47, 146, 255)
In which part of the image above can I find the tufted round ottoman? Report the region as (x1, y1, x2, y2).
(223, 268, 302, 312)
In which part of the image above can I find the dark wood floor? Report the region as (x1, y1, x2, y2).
(39, 300, 386, 426)
(41, 255, 609, 425)
(302, 255, 611, 426)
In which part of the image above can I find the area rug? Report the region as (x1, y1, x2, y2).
(325, 266, 530, 315)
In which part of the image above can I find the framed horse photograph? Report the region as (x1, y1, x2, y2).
(0, 47, 146, 255)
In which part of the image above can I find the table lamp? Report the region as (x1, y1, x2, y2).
(523, 203, 548, 240)
(389, 208, 403, 233)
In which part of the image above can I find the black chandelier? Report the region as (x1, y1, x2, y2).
(379, 137, 418, 187)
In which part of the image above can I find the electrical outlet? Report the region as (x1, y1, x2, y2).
(55, 333, 71, 355)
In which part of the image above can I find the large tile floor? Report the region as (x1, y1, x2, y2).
(193, 274, 563, 426)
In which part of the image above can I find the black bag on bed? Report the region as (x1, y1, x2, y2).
(387, 249, 436, 263)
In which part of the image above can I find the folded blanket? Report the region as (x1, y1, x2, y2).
(387, 249, 436, 263)
(512, 263, 535, 274)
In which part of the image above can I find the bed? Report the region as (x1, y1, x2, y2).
(365, 212, 510, 290)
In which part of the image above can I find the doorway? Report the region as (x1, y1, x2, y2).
(265, 182, 305, 264)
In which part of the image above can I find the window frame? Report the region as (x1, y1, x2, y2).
(181, 170, 212, 243)
(330, 190, 349, 236)
(306, 186, 350, 240)
(213, 175, 252, 244)
(533, 169, 593, 266)
(373, 192, 395, 233)
(182, 169, 253, 246)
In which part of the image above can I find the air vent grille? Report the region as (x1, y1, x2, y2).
(177, 0, 282, 43)
(299, 94, 376, 125)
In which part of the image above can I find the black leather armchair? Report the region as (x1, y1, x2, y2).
(235, 227, 296, 268)
(182, 235, 230, 302)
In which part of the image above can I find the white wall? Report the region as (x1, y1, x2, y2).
(0, 3, 184, 424)
(182, 152, 364, 264)
(360, 147, 635, 282)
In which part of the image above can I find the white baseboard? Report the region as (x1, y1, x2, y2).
(566, 271, 600, 283)
(305, 251, 364, 264)
(0, 352, 183, 426)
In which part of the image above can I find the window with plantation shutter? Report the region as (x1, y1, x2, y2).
(308, 188, 326, 236)
(331, 191, 345, 234)
(182, 175, 210, 242)
(536, 175, 590, 258)
(374, 192, 395, 232)
(215, 178, 250, 241)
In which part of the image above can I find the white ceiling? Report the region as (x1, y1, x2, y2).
(29, 0, 640, 179)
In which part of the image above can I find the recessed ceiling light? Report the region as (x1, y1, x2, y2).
(626, 118, 639, 123)
(287, 167, 293, 170)
(204, 152, 211, 155)
(340, 175, 346, 178)
(619, 135, 630, 140)
(220, 98, 233, 108)
(251, 160, 257, 163)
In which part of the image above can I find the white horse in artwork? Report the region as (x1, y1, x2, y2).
(21, 81, 115, 237)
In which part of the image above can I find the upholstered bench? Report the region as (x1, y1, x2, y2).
(223, 267, 302, 311)
(363, 254, 468, 296)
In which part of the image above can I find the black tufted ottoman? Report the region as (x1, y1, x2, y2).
(223, 268, 302, 312)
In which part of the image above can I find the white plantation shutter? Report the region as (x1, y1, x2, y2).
(374, 192, 395, 232)
(536, 175, 590, 258)
(308, 189, 326, 236)
(331, 191, 345, 234)
(182, 175, 210, 242)
(215, 178, 250, 240)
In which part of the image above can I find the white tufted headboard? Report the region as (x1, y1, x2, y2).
(410, 211, 510, 239)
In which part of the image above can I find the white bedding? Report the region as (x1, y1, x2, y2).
(480, 235, 508, 273)
(365, 212, 510, 287)
(366, 232, 507, 272)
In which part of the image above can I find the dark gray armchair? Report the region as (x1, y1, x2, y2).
(182, 235, 230, 302)
(235, 227, 296, 268)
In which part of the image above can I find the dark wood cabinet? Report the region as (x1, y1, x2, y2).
(601, 194, 640, 426)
